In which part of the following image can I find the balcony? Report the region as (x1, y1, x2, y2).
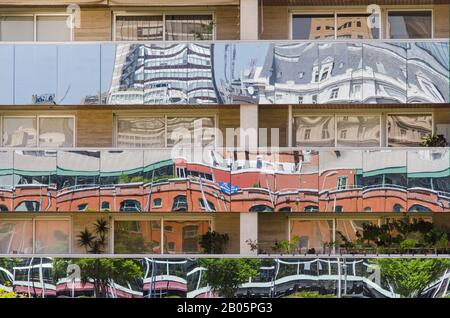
(0, 147, 448, 213)
(0, 40, 448, 106)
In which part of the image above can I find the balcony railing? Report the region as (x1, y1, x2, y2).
(0, 40, 448, 106)
(0, 147, 448, 212)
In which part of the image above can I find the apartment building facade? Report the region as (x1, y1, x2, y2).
(0, 0, 449, 261)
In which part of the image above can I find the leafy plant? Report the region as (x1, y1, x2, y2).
(198, 258, 260, 298)
(77, 218, 108, 254)
(272, 236, 300, 254)
(0, 288, 18, 298)
(199, 231, 229, 254)
(372, 258, 450, 298)
(284, 291, 336, 298)
(422, 134, 448, 147)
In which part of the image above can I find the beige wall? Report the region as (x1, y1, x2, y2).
(214, 213, 240, 253)
(258, 105, 289, 147)
(76, 108, 114, 147)
(75, 8, 112, 41)
(216, 5, 240, 40)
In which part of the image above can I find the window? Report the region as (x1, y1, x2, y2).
(77, 203, 88, 211)
(35, 219, 69, 254)
(312, 95, 318, 104)
(387, 114, 432, 147)
(38, 117, 74, 147)
(0, 220, 33, 254)
(114, 14, 214, 41)
(119, 200, 142, 212)
(101, 201, 110, 211)
(304, 205, 319, 212)
(1, 116, 74, 148)
(115, 16, 163, 41)
(329, 88, 339, 99)
(290, 220, 332, 252)
(15, 201, 40, 212)
(0, 16, 34, 41)
(388, 11, 432, 39)
(278, 206, 292, 212)
(292, 14, 335, 40)
(393, 204, 404, 212)
(294, 116, 335, 147)
(336, 13, 380, 39)
(114, 220, 161, 254)
(249, 205, 274, 212)
(198, 199, 216, 212)
(336, 115, 380, 147)
(333, 205, 343, 212)
(163, 220, 209, 253)
(116, 116, 215, 148)
(337, 176, 347, 190)
(116, 117, 165, 148)
(408, 204, 431, 212)
(172, 195, 188, 211)
(0, 15, 71, 42)
(153, 198, 162, 208)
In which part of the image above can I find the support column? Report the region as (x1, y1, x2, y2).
(240, 213, 258, 255)
(240, 0, 259, 40)
(239, 104, 258, 148)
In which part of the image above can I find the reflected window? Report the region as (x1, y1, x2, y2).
(167, 117, 215, 148)
(290, 220, 333, 252)
(249, 205, 274, 212)
(0, 16, 34, 41)
(337, 13, 380, 39)
(101, 201, 110, 211)
(198, 199, 216, 212)
(114, 220, 161, 254)
(387, 114, 432, 147)
(163, 220, 209, 253)
(294, 116, 335, 147)
(172, 195, 188, 212)
(36, 16, 71, 42)
(304, 205, 319, 212)
(165, 15, 213, 41)
(336, 220, 377, 242)
(38, 117, 74, 147)
(393, 203, 404, 212)
(15, 201, 40, 212)
(115, 16, 163, 41)
(408, 204, 431, 212)
(292, 14, 335, 40)
(153, 198, 162, 208)
(120, 200, 142, 212)
(2, 117, 37, 147)
(0, 220, 33, 254)
(336, 116, 380, 147)
(35, 219, 69, 254)
(388, 11, 432, 39)
(116, 117, 165, 148)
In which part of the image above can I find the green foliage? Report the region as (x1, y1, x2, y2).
(372, 258, 450, 298)
(284, 291, 336, 298)
(114, 225, 157, 254)
(400, 239, 418, 250)
(0, 288, 17, 298)
(198, 258, 260, 298)
(199, 231, 229, 254)
(422, 134, 448, 147)
(77, 218, 108, 254)
(273, 236, 300, 254)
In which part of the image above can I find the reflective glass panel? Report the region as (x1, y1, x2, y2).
(388, 11, 432, 39)
(167, 117, 215, 148)
(35, 220, 70, 254)
(163, 220, 210, 253)
(114, 220, 161, 254)
(2, 117, 37, 147)
(165, 15, 213, 41)
(336, 14, 380, 39)
(336, 116, 380, 147)
(116, 117, 165, 148)
(0, 16, 34, 41)
(0, 220, 33, 254)
(289, 220, 333, 253)
(115, 15, 163, 41)
(387, 114, 432, 147)
(294, 116, 335, 147)
(292, 15, 335, 40)
(36, 16, 71, 42)
(38, 117, 74, 147)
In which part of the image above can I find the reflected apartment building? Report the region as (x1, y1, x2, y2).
(0, 0, 449, 264)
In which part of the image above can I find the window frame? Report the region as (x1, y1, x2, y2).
(0, 114, 76, 148)
(0, 13, 74, 42)
(293, 113, 383, 147)
(111, 215, 213, 254)
(113, 112, 218, 148)
(386, 9, 434, 39)
(385, 112, 434, 147)
(112, 11, 216, 41)
(289, 10, 383, 40)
